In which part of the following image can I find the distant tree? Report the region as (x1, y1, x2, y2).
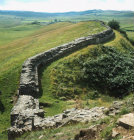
(108, 20, 120, 30)
(31, 21, 40, 25)
(54, 19, 58, 22)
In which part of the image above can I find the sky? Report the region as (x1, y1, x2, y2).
(0, 0, 134, 12)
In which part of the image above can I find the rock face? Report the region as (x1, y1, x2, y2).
(117, 113, 134, 129)
(8, 21, 115, 139)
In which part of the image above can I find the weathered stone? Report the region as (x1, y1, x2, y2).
(117, 113, 134, 129)
(105, 101, 123, 116)
(53, 132, 63, 137)
(38, 135, 44, 139)
(120, 136, 134, 140)
(112, 128, 120, 138)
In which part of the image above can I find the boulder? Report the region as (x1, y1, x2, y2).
(117, 113, 134, 129)
(112, 128, 120, 138)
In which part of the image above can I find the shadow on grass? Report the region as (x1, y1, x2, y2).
(0, 100, 5, 113)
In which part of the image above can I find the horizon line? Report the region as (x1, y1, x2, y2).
(0, 9, 134, 13)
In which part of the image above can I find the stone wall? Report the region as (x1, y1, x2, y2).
(8, 21, 115, 139)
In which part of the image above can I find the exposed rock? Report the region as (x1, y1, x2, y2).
(105, 101, 123, 116)
(8, 95, 44, 139)
(112, 128, 120, 138)
(117, 113, 134, 129)
(120, 136, 134, 140)
(53, 132, 63, 137)
(8, 106, 108, 139)
(38, 135, 44, 139)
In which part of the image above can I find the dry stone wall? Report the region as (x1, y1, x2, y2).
(8, 21, 115, 139)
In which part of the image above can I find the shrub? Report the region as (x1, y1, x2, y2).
(81, 45, 134, 96)
(31, 21, 40, 25)
(108, 20, 120, 30)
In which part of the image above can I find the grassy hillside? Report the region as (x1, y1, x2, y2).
(0, 21, 106, 139)
(0, 10, 133, 44)
(0, 10, 134, 35)
(16, 31, 134, 140)
(39, 31, 134, 117)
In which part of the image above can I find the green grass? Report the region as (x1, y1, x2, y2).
(0, 24, 43, 46)
(120, 24, 134, 43)
(127, 31, 134, 42)
(0, 11, 133, 139)
(0, 15, 22, 28)
(40, 31, 134, 117)
(0, 20, 106, 139)
(0, 21, 106, 75)
(0, 12, 133, 139)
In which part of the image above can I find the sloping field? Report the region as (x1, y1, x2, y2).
(39, 31, 134, 116)
(16, 31, 134, 140)
(0, 21, 106, 139)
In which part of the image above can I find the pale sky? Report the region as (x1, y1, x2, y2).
(0, 0, 134, 12)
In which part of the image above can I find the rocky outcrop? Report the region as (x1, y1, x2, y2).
(8, 21, 115, 139)
(8, 107, 108, 139)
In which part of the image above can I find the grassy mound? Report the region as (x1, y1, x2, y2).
(40, 31, 134, 116)
(0, 21, 106, 139)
